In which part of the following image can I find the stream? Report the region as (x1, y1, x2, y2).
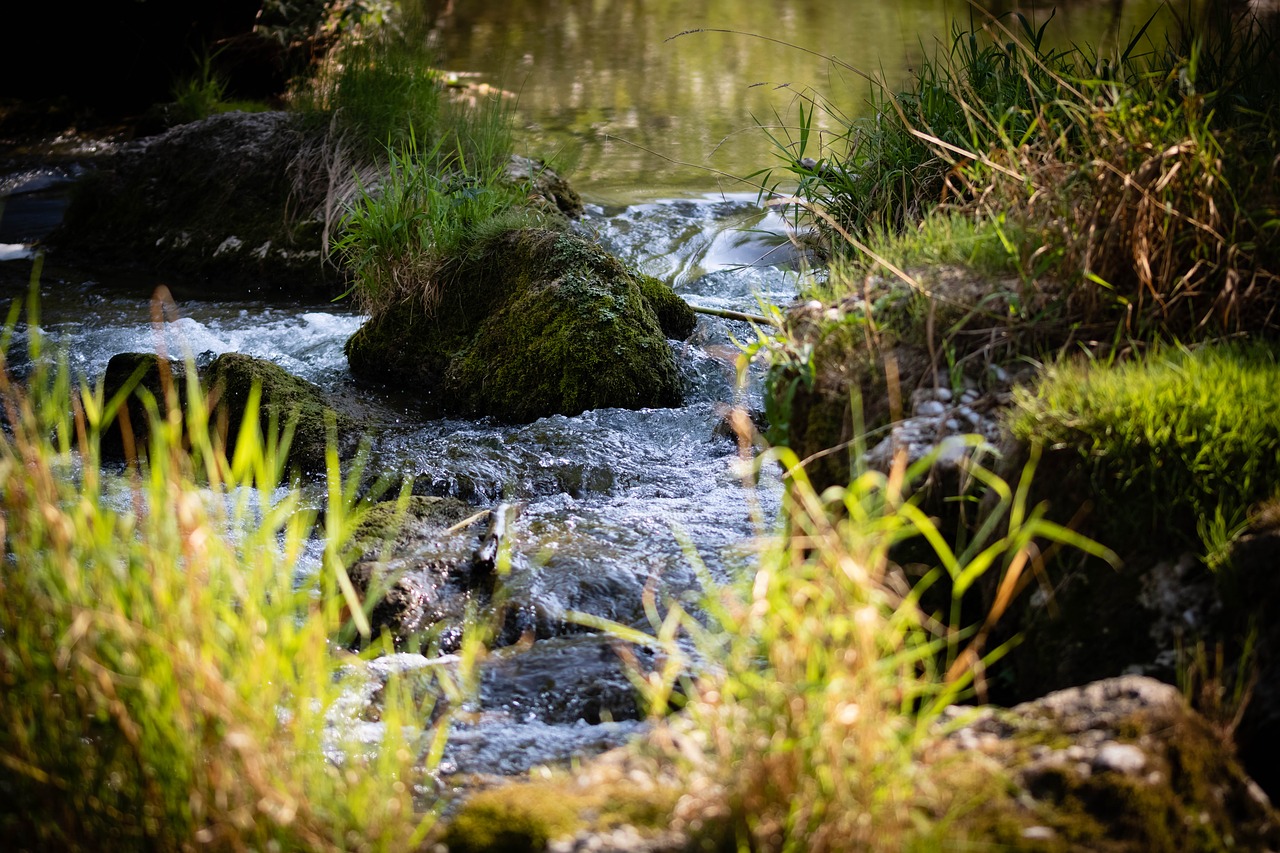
(0, 183, 796, 776)
(0, 0, 1183, 782)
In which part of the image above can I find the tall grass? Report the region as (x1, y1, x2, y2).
(761, 7, 1279, 342)
(292, 2, 532, 317)
(0, 284, 445, 850)
(294, 2, 516, 168)
(584, 440, 1112, 851)
(331, 131, 534, 318)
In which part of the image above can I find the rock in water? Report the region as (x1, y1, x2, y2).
(99, 350, 361, 473)
(345, 227, 694, 422)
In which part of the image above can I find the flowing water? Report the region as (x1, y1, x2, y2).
(0, 194, 796, 775)
(0, 0, 1186, 776)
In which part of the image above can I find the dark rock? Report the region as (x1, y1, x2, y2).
(99, 350, 363, 473)
(53, 111, 334, 294)
(98, 352, 191, 461)
(202, 352, 360, 473)
(506, 155, 584, 219)
(479, 634, 657, 725)
(346, 495, 490, 650)
(1221, 513, 1280, 799)
(345, 228, 688, 423)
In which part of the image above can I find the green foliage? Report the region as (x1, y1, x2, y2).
(331, 131, 532, 316)
(763, 8, 1279, 343)
(0, 284, 442, 850)
(171, 49, 232, 124)
(294, 3, 514, 165)
(1008, 342, 1280, 553)
(578, 440, 1112, 851)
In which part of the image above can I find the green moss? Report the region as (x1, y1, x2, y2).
(443, 784, 582, 853)
(441, 777, 681, 853)
(350, 495, 478, 551)
(203, 352, 359, 474)
(1007, 342, 1280, 554)
(636, 274, 696, 340)
(346, 228, 684, 422)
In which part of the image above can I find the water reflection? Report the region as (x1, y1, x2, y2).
(422, 0, 1180, 199)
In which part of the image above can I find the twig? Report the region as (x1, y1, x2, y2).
(688, 304, 780, 326)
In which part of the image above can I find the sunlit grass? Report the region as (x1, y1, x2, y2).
(1008, 341, 1280, 555)
(0, 283, 446, 850)
(576, 434, 1113, 851)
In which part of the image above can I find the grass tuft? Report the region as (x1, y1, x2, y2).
(1008, 341, 1280, 555)
(0, 283, 445, 850)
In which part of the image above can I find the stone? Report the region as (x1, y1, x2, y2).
(53, 111, 333, 293)
(98, 350, 363, 474)
(930, 676, 1279, 850)
(345, 228, 689, 423)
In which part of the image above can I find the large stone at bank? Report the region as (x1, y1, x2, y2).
(928, 676, 1278, 850)
(345, 228, 692, 422)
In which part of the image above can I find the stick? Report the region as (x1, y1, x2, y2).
(688, 304, 780, 326)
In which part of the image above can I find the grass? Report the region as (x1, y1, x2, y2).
(1007, 340, 1280, 556)
(288, 2, 537, 318)
(0, 281, 452, 850)
(330, 130, 537, 318)
(577, 440, 1112, 851)
(292, 3, 516, 166)
(759, 6, 1280, 347)
(170, 48, 272, 124)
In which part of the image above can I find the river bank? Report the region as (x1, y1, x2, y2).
(4, 1, 1278, 851)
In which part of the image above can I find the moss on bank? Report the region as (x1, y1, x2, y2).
(1007, 342, 1280, 555)
(442, 772, 681, 853)
(345, 228, 689, 422)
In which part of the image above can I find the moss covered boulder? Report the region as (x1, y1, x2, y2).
(203, 352, 361, 472)
(100, 350, 361, 473)
(926, 676, 1278, 851)
(345, 228, 693, 422)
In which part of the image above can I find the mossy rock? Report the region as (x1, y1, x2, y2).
(444, 784, 581, 853)
(53, 111, 333, 293)
(99, 351, 361, 474)
(931, 677, 1280, 852)
(98, 352, 193, 460)
(350, 495, 480, 552)
(345, 228, 689, 422)
(203, 352, 360, 474)
(637, 273, 696, 341)
(441, 769, 682, 853)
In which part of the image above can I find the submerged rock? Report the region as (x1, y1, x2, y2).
(346, 495, 489, 650)
(99, 350, 362, 473)
(345, 227, 692, 422)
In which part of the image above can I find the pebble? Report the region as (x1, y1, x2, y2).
(1093, 742, 1147, 775)
(916, 400, 947, 417)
